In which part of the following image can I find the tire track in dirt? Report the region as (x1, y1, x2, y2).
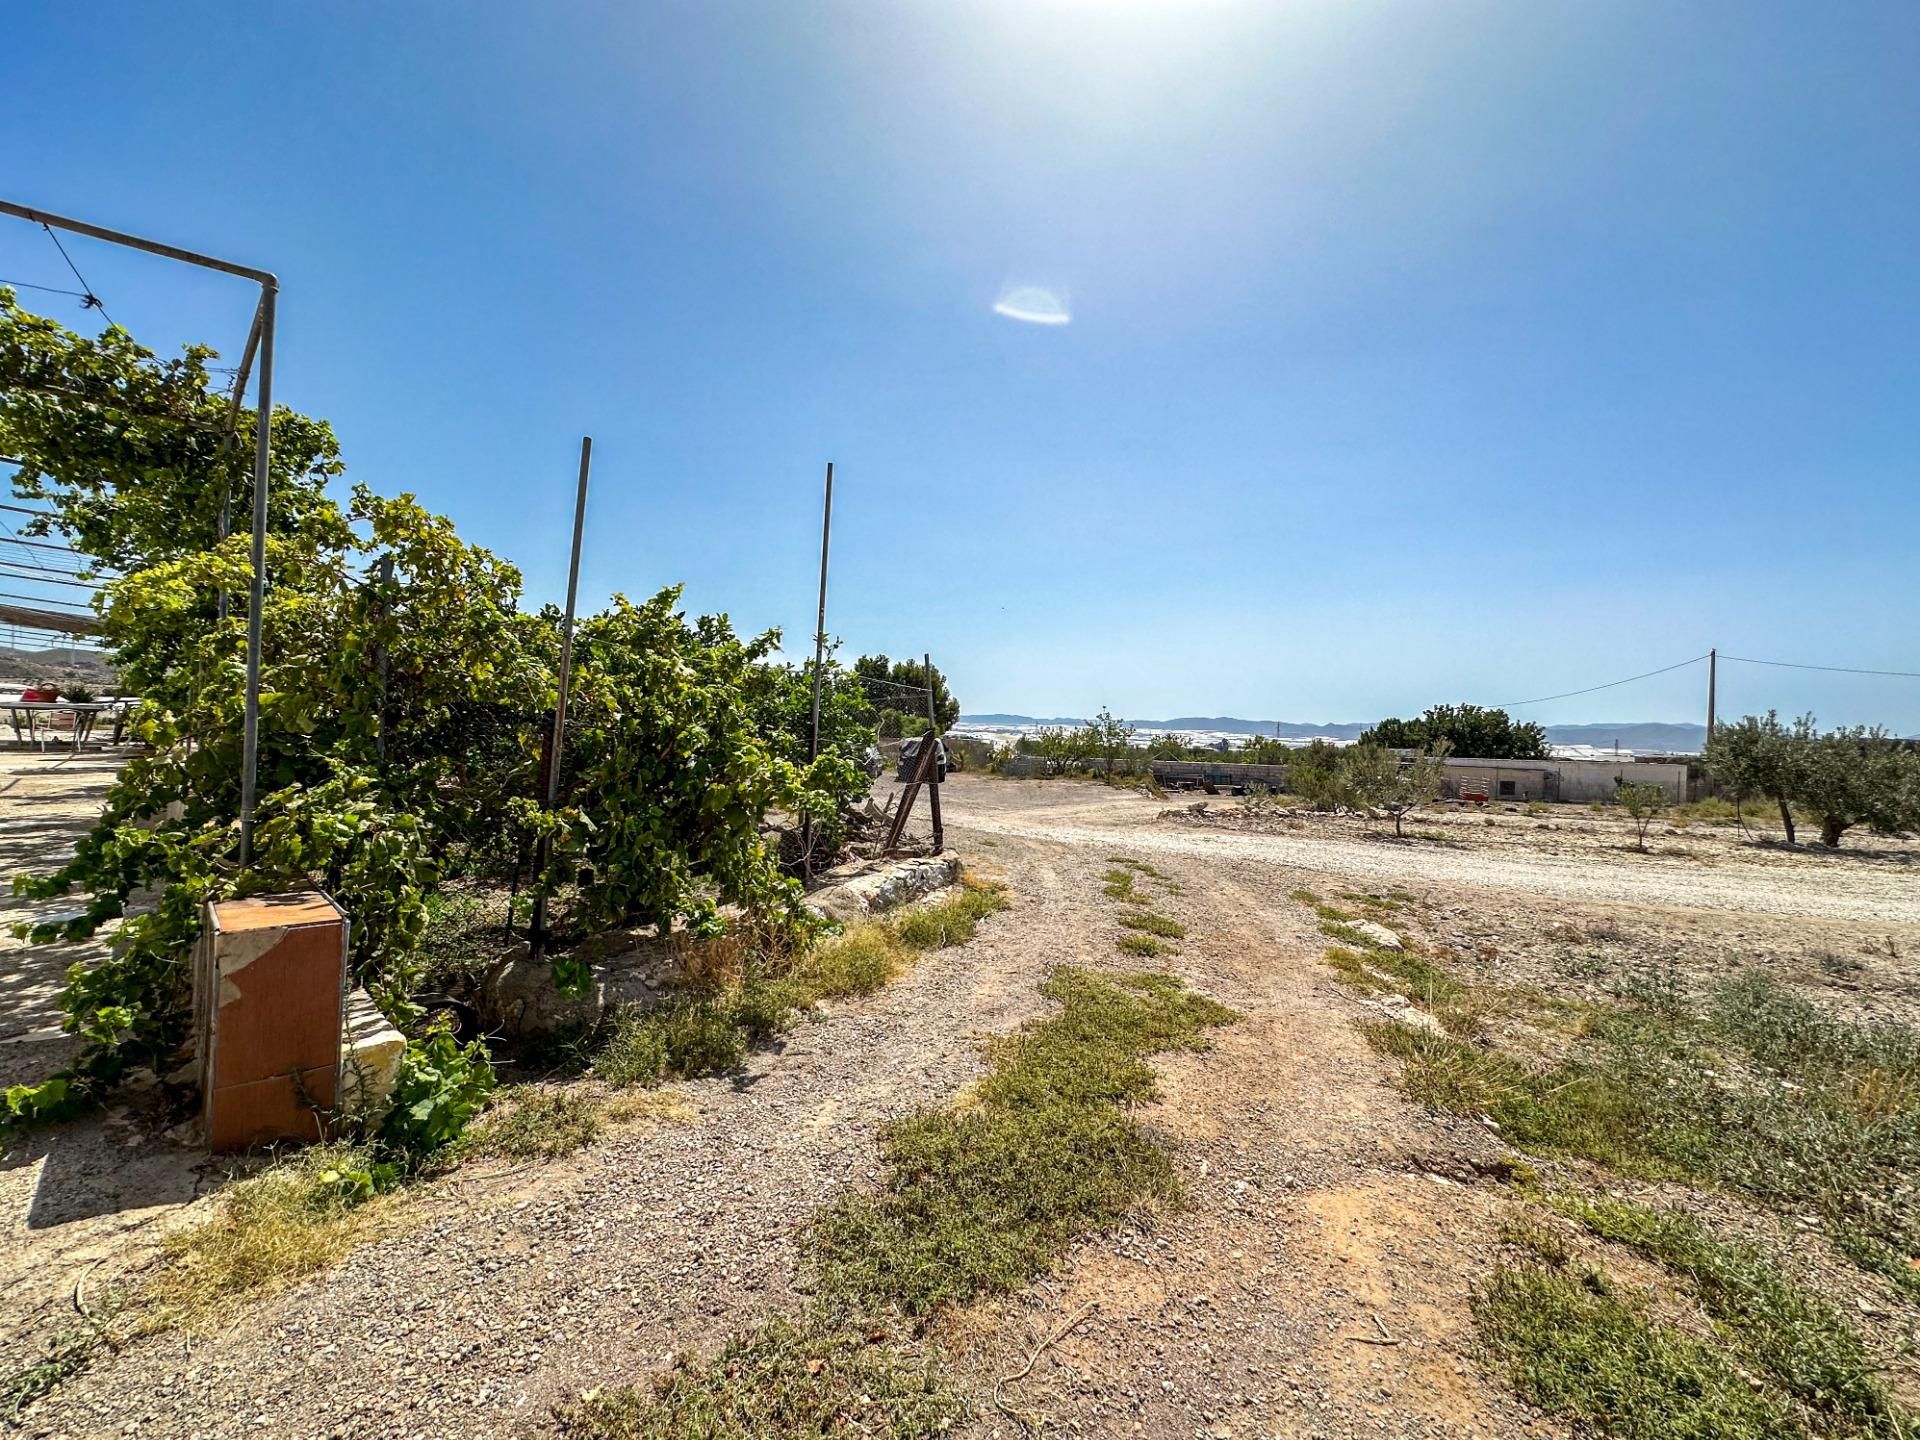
(945, 836, 1547, 1439)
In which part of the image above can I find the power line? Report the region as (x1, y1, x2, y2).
(0, 277, 93, 301)
(1494, 654, 1709, 709)
(0, 564, 96, 590)
(40, 222, 114, 328)
(1721, 654, 1920, 681)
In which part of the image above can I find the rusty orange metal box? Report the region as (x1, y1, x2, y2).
(194, 892, 348, 1153)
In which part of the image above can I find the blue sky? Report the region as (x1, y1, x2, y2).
(6, 2, 1917, 730)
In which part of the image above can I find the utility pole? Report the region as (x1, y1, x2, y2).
(0, 200, 279, 863)
(531, 437, 592, 955)
(1706, 647, 1717, 744)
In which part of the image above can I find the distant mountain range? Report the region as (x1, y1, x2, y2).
(0, 644, 117, 686)
(958, 714, 1708, 754)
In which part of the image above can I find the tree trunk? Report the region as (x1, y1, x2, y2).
(1821, 814, 1849, 847)
(1777, 796, 1795, 845)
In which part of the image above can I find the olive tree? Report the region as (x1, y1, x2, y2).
(1090, 706, 1136, 777)
(1615, 781, 1668, 852)
(1707, 712, 1920, 848)
(1704, 711, 1804, 843)
(1793, 721, 1914, 848)
(1335, 743, 1450, 837)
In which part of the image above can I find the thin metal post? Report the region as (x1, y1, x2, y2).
(375, 554, 394, 761)
(924, 653, 943, 852)
(807, 462, 834, 764)
(800, 463, 833, 882)
(216, 294, 267, 625)
(237, 282, 276, 864)
(531, 437, 592, 953)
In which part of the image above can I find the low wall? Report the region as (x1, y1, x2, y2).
(1441, 758, 1688, 804)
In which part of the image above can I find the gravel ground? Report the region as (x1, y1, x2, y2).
(15, 770, 1915, 1438)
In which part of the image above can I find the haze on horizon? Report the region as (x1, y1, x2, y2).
(7, 2, 1916, 732)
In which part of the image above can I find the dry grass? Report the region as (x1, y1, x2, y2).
(145, 1144, 396, 1332)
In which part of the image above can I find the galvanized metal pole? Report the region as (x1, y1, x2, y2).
(924, 652, 938, 735)
(375, 554, 394, 761)
(548, 438, 591, 808)
(237, 282, 276, 863)
(807, 462, 834, 764)
(216, 294, 267, 626)
(531, 438, 592, 952)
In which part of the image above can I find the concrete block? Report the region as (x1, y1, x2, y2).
(339, 986, 408, 1118)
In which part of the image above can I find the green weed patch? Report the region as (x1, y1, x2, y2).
(1118, 909, 1186, 940)
(888, 880, 1008, 951)
(1555, 1197, 1907, 1433)
(1476, 1263, 1799, 1439)
(806, 968, 1233, 1314)
(1361, 973, 1920, 1296)
(560, 1317, 964, 1440)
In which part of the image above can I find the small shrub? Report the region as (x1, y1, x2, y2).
(1116, 933, 1169, 958)
(379, 1024, 497, 1163)
(559, 1316, 965, 1439)
(798, 926, 908, 997)
(472, 1086, 605, 1159)
(728, 972, 805, 1043)
(1616, 782, 1668, 852)
(594, 999, 740, 1086)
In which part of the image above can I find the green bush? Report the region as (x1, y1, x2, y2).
(379, 1024, 496, 1162)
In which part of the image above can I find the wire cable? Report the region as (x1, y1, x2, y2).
(1493, 654, 1709, 709)
(0, 277, 93, 301)
(1720, 654, 1920, 681)
(41, 223, 114, 327)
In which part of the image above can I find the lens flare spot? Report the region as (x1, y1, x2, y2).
(993, 285, 1071, 325)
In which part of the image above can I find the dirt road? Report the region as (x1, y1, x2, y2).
(950, 775, 1920, 926)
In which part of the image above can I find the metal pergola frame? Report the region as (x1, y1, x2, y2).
(0, 199, 277, 862)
